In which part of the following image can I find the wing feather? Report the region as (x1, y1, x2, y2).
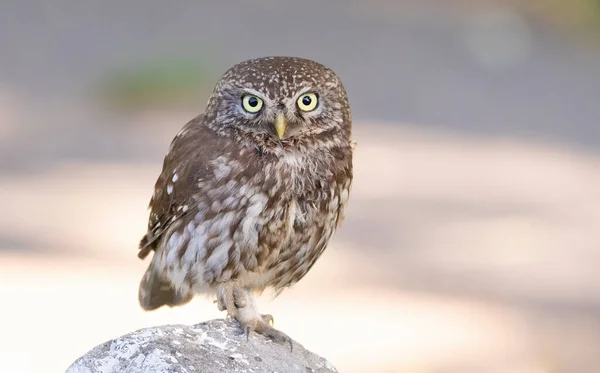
(139, 114, 209, 259)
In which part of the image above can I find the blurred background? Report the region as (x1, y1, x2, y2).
(1, 1, 599, 372)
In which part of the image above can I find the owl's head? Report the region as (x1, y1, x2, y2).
(204, 56, 351, 151)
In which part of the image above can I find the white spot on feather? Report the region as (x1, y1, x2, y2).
(167, 184, 173, 195)
(340, 188, 350, 205)
(185, 224, 208, 262)
(204, 239, 232, 281)
(212, 156, 233, 180)
(233, 192, 267, 250)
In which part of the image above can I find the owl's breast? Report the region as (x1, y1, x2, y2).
(247, 152, 351, 289)
(158, 146, 350, 292)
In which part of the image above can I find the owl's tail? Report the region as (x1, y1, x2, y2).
(138, 264, 193, 311)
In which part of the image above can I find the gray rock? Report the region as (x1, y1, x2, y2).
(66, 318, 338, 373)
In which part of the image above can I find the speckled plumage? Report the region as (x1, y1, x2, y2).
(137, 56, 353, 344)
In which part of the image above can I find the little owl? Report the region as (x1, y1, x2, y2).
(137, 56, 353, 346)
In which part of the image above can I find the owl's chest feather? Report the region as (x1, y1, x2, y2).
(160, 147, 348, 289)
(258, 152, 326, 221)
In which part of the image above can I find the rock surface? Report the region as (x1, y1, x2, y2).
(65, 318, 338, 373)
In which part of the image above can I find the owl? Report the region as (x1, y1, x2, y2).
(137, 56, 353, 347)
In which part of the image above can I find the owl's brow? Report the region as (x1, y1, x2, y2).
(240, 87, 267, 99)
(292, 86, 315, 100)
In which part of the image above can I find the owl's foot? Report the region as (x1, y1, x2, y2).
(241, 318, 292, 351)
(217, 285, 291, 351)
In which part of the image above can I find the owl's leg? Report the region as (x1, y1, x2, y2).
(215, 284, 271, 322)
(235, 289, 292, 351)
(216, 282, 246, 317)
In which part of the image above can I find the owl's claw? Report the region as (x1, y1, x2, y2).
(261, 313, 274, 326)
(240, 317, 293, 352)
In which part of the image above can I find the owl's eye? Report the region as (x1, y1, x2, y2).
(297, 92, 318, 112)
(241, 95, 263, 113)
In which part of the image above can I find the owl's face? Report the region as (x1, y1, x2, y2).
(204, 57, 351, 149)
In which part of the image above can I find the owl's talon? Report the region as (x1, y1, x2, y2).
(261, 314, 274, 326)
(238, 317, 292, 351)
(215, 298, 226, 312)
(218, 294, 233, 314)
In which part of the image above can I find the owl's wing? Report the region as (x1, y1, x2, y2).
(138, 114, 210, 259)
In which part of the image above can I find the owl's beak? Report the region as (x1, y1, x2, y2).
(274, 113, 287, 139)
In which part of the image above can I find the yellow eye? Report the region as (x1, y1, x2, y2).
(241, 95, 263, 113)
(297, 92, 318, 112)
